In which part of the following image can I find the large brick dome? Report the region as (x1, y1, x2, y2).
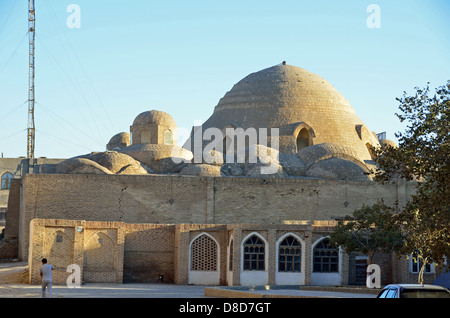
(195, 63, 380, 162)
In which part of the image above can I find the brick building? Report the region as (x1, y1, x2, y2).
(0, 64, 441, 287)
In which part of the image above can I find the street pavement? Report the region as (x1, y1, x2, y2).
(0, 282, 376, 298)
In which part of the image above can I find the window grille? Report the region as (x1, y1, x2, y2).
(243, 235, 265, 271)
(278, 236, 301, 272)
(313, 238, 339, 272)
(191, 235, 217, 271)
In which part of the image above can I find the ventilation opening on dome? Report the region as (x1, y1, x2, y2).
(296, 128, 311, 151)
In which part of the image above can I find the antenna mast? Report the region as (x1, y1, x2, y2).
(27, 0, 36, 158)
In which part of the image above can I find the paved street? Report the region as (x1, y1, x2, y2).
(0, 282, 376, 298)
(0, 283, 208, 298)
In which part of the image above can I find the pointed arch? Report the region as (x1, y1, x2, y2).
(240, 232, 268, 286)
(188, 232, 220, 285)
(189, 233, 219, 272)
(293, 122, 315, 151)
(311, 236, 342, 286)
(312, 237, 339, 273)
(275, 233, 305, 285)
(85, 232, 115, 270)
(276, 233, 303, 273)
(46, 230, 73, 269)
(242, 233, 266, 271)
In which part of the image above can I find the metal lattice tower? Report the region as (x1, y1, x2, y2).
(27, 0, 36, 158)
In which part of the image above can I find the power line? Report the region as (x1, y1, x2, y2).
(42, 0, 116, 134)
(0, 101, 27, 126)
(0, 31, 28, 77)
(0, 129, 27, 143)
(35, 35, 105, 146)
(0, 0, 21, 40)
(37, 101, 104, 146)
(36, 129, 93, 153)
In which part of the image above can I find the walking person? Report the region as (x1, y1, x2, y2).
(40, 258, 54, 298)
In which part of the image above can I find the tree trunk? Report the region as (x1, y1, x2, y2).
(418, 256, 428, 285)
(367, 251, 375, 265)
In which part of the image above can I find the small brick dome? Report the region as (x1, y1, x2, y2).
(132, 110, 177, 128)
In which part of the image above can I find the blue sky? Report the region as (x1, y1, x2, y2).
(0, 0, 449, 158)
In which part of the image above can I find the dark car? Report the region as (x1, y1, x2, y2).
(377, 284, 450, 298)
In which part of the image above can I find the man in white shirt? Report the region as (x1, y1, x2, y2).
(40, 258, 54, 298)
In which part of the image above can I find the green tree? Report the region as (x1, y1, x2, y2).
(329, 202, 404, 265)
(372, 81, 450, 283)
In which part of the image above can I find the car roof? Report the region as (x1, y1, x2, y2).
(383, 284, 449, 290)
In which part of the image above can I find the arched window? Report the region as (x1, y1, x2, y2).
(191, 234, 218, 271)
(1, 172, 14, 190)
(313, 238, 339, 272)
(296, 128, 311, 151)
(243, 235, 265, 271)
(278, 235, 301, 272)
(164, 130, 173, 145)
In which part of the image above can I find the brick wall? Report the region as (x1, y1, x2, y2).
(18, 174, 416, 261)
(28, 218, 423, 286)
(123, 224, 175, 283)
(28, 219, 124, 285)
(19, 173, 418, 285)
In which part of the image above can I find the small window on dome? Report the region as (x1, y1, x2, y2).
(164, 130, 173, 145)
(296, 128, 310, 151)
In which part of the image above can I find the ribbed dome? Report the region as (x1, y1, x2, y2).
(132, 110, 176, 128)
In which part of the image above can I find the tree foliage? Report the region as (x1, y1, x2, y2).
(329, 202, 404, 265)
(372, 81, 450, 283)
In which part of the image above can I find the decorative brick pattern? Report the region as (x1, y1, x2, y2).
(191, 234, 217, 271)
